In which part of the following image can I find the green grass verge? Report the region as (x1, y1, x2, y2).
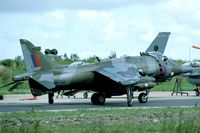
(0, 107, 200, 133)
(0, 81, 31, 95)
(153, 78, 195, 91)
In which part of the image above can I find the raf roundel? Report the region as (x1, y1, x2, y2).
(154, 45, 159, 51)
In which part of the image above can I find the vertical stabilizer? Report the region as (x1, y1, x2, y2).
(20, 39, 57, 73)
(145, 32, 171, 54)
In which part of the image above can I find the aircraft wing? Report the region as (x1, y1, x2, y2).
(96, 59, 141, 85)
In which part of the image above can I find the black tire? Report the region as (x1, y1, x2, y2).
(97, 93, 105, 105)
(0, 95, 3, 100)
(48, 93, 54, 104)
(83, 93, 88, 99)
(138, 93, 148, 103)
(127, 94, 133, 107)
(91, 93, 97, 104)
(49, 98, 54, 104)
(196, 90, 200, 96)
(91, 93, 105, 105)
(127, 88, 133, 107)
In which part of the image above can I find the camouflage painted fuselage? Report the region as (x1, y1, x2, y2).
(184, 63, 200, 85)
(29, 53, 185, 96)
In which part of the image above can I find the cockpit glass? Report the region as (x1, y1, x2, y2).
(168, 58, 176, 65)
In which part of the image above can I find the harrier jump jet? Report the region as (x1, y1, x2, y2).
(2, 32, 190, 106)
(182, 45, 200, 96)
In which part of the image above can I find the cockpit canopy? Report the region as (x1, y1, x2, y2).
(68, 61, 87, 68)
(182, 62, 200, 67)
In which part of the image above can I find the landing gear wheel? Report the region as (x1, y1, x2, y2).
(91, 93, 97, 104)
(196, 90, 200, 96)
(138, 92, 148, 103)
(0, 95, 3, 100)
(83, 92, 88, 99)
(48, 93, 54, 104)
(91, 93, 106, 105)
(127, 87, 133, 107)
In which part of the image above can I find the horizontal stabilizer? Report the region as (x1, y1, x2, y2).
(31, 72, 56, 89)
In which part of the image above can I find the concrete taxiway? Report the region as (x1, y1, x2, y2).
(0, 91, 199, 112)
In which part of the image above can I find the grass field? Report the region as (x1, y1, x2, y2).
(152, 77, 195, 91)
(0, 107, 200, 133)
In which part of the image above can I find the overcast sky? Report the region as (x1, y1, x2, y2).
(1, 0, 200, 61)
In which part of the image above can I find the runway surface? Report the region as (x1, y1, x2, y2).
(0, 91, 200, 112)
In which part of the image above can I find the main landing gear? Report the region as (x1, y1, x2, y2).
(48, 93, 54, 104)
(90, 88, 150, 107)
(195, 85, 200, 96)
(91, 93, 106, 105)
(196, 90, 200, 96)
(195, 89, 200, 96)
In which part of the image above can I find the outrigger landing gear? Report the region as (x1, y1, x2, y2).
(127, 87, 133, 107)
(196, 90, 200, 96)
(195, 87, 200, 96)
(83, 92, 88, 99)
(48, 93, 54, 104)
(194, 85, 200, 96)
(0, 95, 3, 100)
(138, 90, 149, 103)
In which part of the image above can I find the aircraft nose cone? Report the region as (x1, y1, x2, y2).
(172, 66, 192, 76)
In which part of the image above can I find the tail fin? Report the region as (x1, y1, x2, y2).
(145, 32, 171, 54)
(20, 39, 57, 73)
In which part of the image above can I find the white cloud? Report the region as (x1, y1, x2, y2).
(166, 0, 200, 13)
(1, 0, 200, 61)
(49, 10, 66, 22)
(105, 19, 115, 41)
(78, 10, 99, 21)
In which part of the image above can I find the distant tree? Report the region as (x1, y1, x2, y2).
(109, 51, 117, 59)
(83, 56, 97, 63)
(44, 49, 51, 55)
(70, 54, 79, 61)
(14, 56, 23, 67)
(0, 59, 14, 67)
(173, 59, 187, 65)
(51, 49, 58, 55)
(63, 53, 69, 59)
(193, 59, 200, 62)
(0, 65, 10, 82)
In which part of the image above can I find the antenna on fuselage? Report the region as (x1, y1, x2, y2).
(95, 56, 101, 62)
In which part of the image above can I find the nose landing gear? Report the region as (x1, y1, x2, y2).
(138, 90, 149, 103)
(48, 93, 54, 104)
(127, 87, 134, 107)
